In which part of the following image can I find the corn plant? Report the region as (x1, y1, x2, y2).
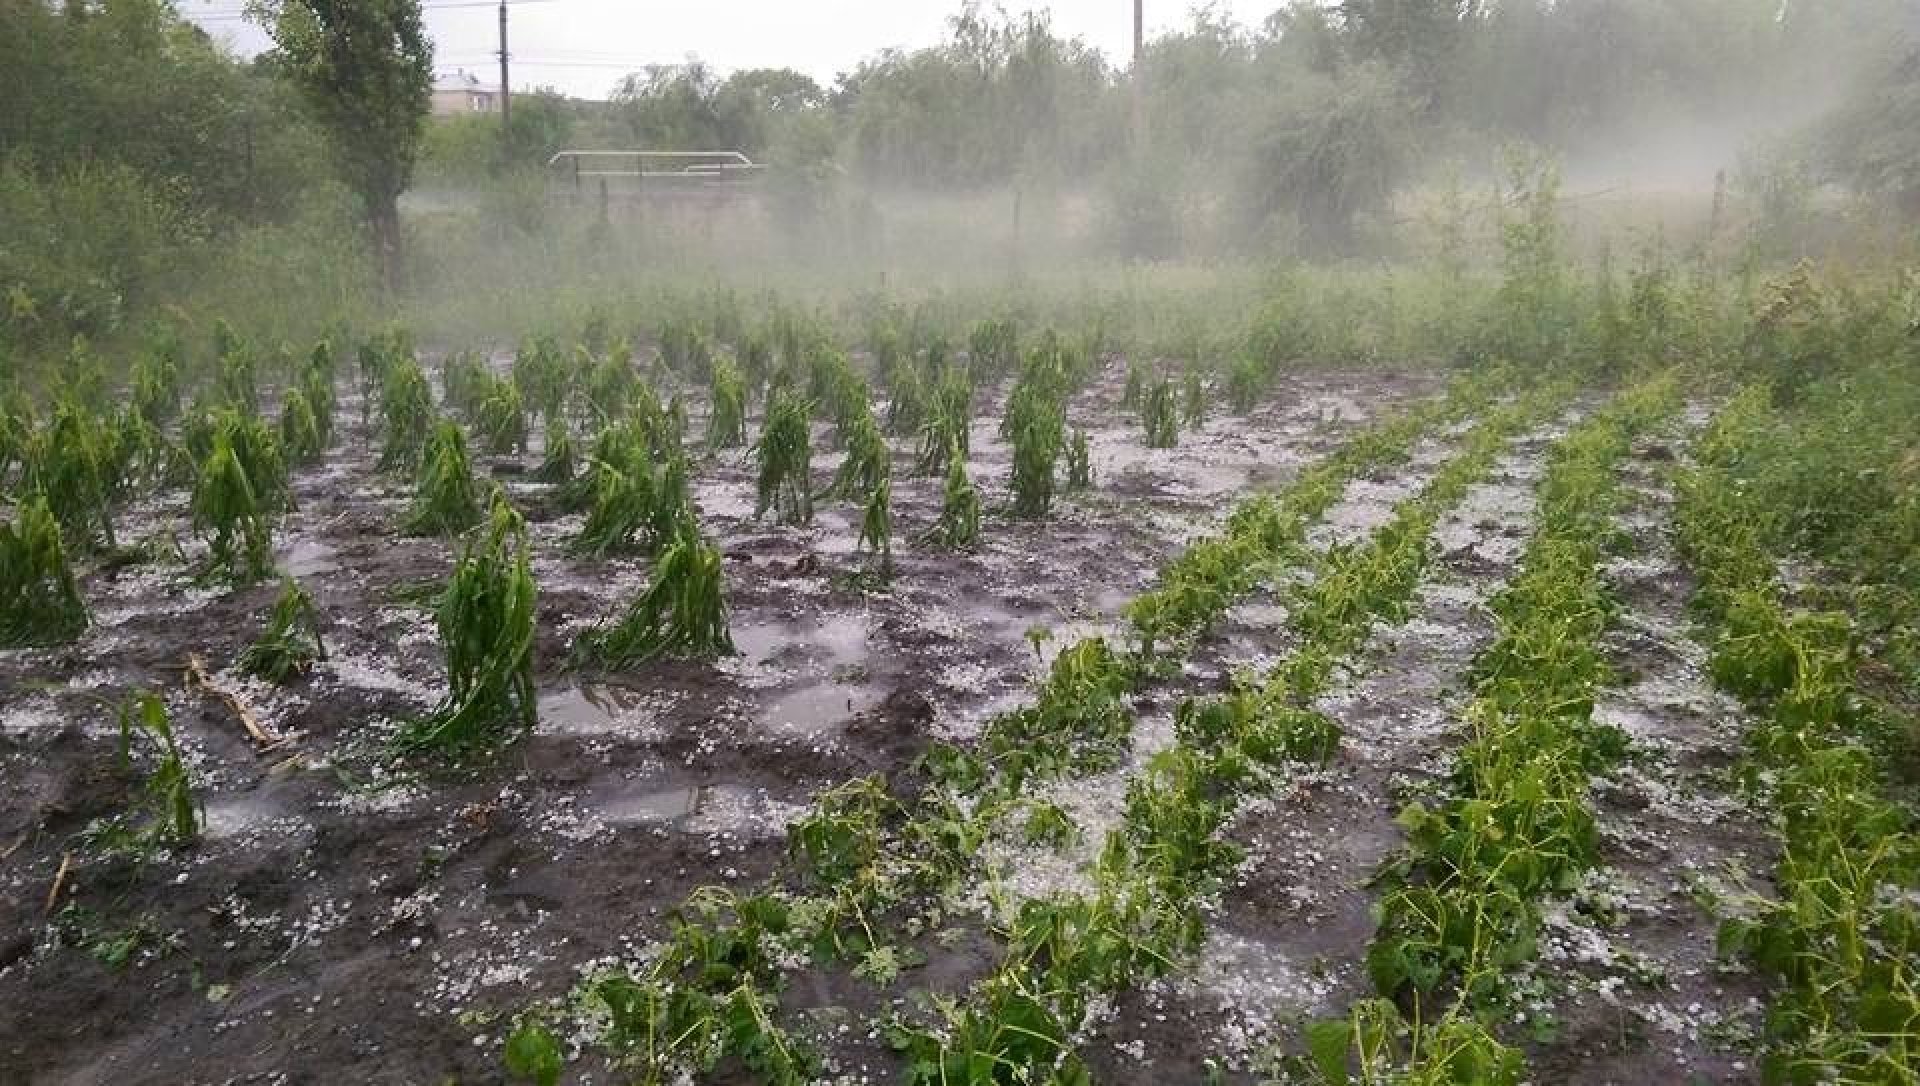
(302, 340, 338, 440)
(192, 434, 275, 584)
(1143, 379, 1179, 448)
(213, 409, 294, 514)
(1122, 361, 1146, 410)
(512, 336, 569, 424)
(754, 390, 813, 525)
(130, 350, 181, 426)
(404, 419, 484, 537)
(475, 378, 527, 455)
(581, 529, 733, 665)
(0, 495, 88, 647)
(1066, 430, 1093, 489)
(822, 413, 889, 504)
(398, 500, 537, 755)
(280, 387, 323, 465)
(572, 452, 689, 558)
(856, 479, 893, 578)
(113, 693, 200, 851)
(1181, 371, 1206, 427)
(914, 363, 974, 475)
(377, 359, 435, 472)
(238, 577, 327, 683)
(885, 359, 928, 437)
(22, 401, 117, 550)
(217, 337, 257, 412)
(442, 351, 489, 415)
(927, 447, 981, 550)
(533, 417, 575, 484)
(709, 353, 748, 449)
(585, 345, 637, 421)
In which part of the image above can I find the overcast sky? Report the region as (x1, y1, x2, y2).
(180, 1, 1280, 100)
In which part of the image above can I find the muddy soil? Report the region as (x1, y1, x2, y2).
(0, 364, 1437, 1085)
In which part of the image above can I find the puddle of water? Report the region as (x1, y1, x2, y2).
(537, 681, 656, 734)
(761, 680, 882, 735)
(276, 539, 339, 577)
(599, 784, 702, 824)
(732, 612, 870, 668)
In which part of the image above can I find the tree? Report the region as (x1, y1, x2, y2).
(1821, 44, 1920, 221)
(1240, 61, 1414, 252)
(250, 0, 432, 289)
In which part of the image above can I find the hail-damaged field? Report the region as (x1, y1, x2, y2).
(1, 317, 1915, 1086)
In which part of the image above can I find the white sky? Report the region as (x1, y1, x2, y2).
(179, 1, 1282, 100)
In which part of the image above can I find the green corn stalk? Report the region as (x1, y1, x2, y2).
(210, 409, 293, 515)
(708, 354, 748, 449)
(1121, 361, 1146, 410)
(1009, 413, 1061, 519)
(191, 435, 275, 584)
(512, 336, 569, 424)
(582, 529, 734, 665)
(1182, 371, 1206, 427)
(442, 351, 489, 415)
(857, 479, 894, 578)
(1066, 430, 1093, 489)
(215, 323, 257, 412)
(303, 340, 338, 441)
(533, 417, 576, 484)
(404, 419, 484, 537)
(130, 350, 181, 426)
(476, 378, 527, 455)
(115, 692, 201, 850)
(754, 390, 813, 525)
(0, 495, 88, 647)
(885, 359, 928, 437)
(398, 500, 538, 756)
(238, 577, 327, 683)
(928, 446, 981, 549)
(585, 346, 637, 422)
(914, 364, 973, 475)
(378, 359, 435, 472)
(280, 387, 323, 464)
(1143, 379, 1179, 448)
(822, 413, 889, 503)
(22, 401, 117, 551)
(571, 457, 657, 556)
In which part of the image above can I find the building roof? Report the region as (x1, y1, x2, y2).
(433, 70, 497, 95)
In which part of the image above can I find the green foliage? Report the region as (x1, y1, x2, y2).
(130, 349, 181, 426)
(113, 693, 200, 851)
(279, 387, 323, 464)
(0, 495, 88, 647)
(708, 353, 748, 449)
(191, 435, 275, 584)
(581, 530, 734, 665)
(22, 400, 117, 550)
(398, 500, 537, 756)
(402, 419, 483, 537)
(914, 362, 973, 475)
(1142, 379, 1179, 449)
(238, 577, 327, 683)
(824, 412, 891, 504)
(256, 0, 433, 287)
(754, 390, 813, 524)
(1005, 345, 1068, 519)
(377, 357, 434, 472)
(1065, 430, 1092, 490)
(474, 378, 527, 455)
(929, 447, 981, 550)
(533, 417, 575, 484)
(856, 478, 893, 578)
(572, 442, 693, 558)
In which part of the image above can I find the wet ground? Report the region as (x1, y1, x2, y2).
(0, 362, 1447, 1084)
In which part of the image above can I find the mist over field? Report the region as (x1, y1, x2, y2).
(2, 4, 1918, 1086)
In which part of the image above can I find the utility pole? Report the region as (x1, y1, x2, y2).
(497, 1, 512, 135)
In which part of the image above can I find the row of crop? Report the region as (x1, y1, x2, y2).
(886, 381, 1575, 1083)
(1675, 385, 1919, 1083)
(1298, 373, 1681, 1084)
(494, 375, 1513, 1083)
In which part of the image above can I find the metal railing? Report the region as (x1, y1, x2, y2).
(546, 150, 766, 186)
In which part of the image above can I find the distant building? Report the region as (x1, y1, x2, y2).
(431, 71, 499, 116)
